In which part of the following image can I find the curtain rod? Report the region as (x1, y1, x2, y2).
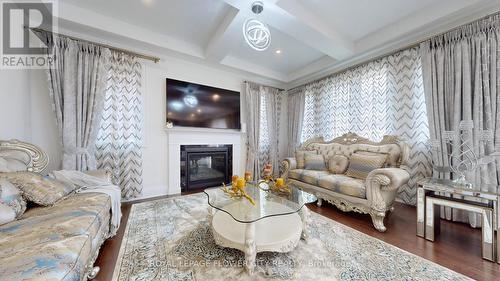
(29, 27, 160, 63)
(288, 9, 500, 92)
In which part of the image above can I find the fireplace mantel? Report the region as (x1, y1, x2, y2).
(165, 126, 245, 195)
(164, 126, 245, 135)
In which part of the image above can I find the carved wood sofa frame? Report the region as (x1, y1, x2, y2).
(0, 139, 49, 173)
(281, 132, 411, 232)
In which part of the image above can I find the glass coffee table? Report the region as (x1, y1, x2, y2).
(204, 183, 316, 274)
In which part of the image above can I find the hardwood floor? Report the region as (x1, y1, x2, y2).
(93, 194, 500, 281)
(92, 202, 131, 281)
(308, 202, 499, 280)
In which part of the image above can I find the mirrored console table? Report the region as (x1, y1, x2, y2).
(417, 178, 500, 263)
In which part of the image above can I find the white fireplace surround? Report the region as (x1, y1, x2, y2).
(165, 126, 245, 195)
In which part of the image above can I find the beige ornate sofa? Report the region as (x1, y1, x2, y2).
(0, 140, 112, 280)
(281, 133, 410, 232)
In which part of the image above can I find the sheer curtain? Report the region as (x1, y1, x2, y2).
(95, 52, 144, 199)
(421, 14, 500, 226)
(299, 48, 431, 205)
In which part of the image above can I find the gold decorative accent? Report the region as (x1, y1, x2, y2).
(257, 177, 291, 194)
(220, 180, 255, 205)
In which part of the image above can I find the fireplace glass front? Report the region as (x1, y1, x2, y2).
(180, 145, 232, 191)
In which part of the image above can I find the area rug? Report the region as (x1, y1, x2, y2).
(112, 194, 470, 281)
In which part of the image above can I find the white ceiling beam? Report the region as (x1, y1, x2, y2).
(220, 0, 354, 60)
(55, 19, 288, 87)
(56, 2, 289, 84)
(275, 0, 354, 59)
(205, 6, 242, 62)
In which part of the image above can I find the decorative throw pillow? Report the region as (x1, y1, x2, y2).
(304, 154, 327, 171)
(328, 155, 349, 174)
(0, 178, 27, 222)
(0, 172, 76, 206)
(355, 151, 389, 167)
(295, 150, 318, 169)
(345, 153, 387, 180)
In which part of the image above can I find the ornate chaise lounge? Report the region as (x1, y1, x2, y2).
(0, 140, 113, 280)
(281, 133, 410, 232)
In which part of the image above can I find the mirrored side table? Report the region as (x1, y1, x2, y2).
(417, 178, 500, 263)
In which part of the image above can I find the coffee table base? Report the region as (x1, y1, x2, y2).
(209, 204, 304, 274)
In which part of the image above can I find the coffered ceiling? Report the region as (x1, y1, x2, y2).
(57, 0, 500, 87)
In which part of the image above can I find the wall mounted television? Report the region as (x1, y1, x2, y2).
(166, 78, 241, 130)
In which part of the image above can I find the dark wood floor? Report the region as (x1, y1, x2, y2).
(93, 194, 500, 281)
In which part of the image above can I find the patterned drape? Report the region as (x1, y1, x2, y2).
(300, 48, 431, 205)
(421, 13, 500, 227)
(244, 81, 284, 178)
(40, 32, 111, 171)
(287, 86, 306, 156)
(96, 52, 144, 199)
(244, 82, 261, 181)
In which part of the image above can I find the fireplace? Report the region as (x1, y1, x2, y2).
(180, 145, 232, 191)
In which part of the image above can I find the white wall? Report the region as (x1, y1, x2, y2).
(0, 68, 62, 173)
(29, 70, 62, 173)
(0, 69, 32, 141)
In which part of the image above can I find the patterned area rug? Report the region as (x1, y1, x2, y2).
(112, 194, 470, 281)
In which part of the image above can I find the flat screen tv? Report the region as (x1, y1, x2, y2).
(166, 78, 241, 130)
